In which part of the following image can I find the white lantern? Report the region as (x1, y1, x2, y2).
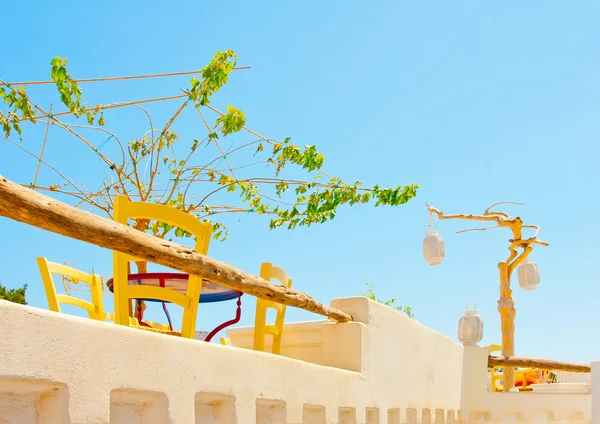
(458, 302, 483, 346)
(423, 230, 445, 266)
(517, 258, 540, 291)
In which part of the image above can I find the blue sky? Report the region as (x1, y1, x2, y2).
(1, 1, 599, 363)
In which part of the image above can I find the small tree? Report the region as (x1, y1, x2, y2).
(0, 283, 27, 305)
(360, 279, 413, 318)
(0, 51, 419, 274)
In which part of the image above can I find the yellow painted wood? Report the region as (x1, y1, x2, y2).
(104, 312, 171, 330)
(125, 286, 192, 309)
(38, 257, 170, 330)
(488, 344, 503, 392)
(253, 262, 292, 355)
(426, 202, 549, 391)
(112, 195, 212, 338)
(37, 257, 104, 320)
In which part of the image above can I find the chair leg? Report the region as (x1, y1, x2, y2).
(114, 254, 131, 326)
(181, 277, 202, 339)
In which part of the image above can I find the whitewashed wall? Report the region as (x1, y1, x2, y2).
(460, 346, 591, 423)
(0, 297, 594, 424)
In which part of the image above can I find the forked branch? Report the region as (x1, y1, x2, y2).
(426, 202, 549, 270)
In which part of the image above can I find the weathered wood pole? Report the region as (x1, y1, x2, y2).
(489, 355, 591, 373)
(498, 261, 516, 391)
(0, 174, 352, 322)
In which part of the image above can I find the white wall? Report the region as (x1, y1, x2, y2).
(592, 362, 600, 424)
(0, 297, 464, 423)
(0, 298, 594, 424)
(461, 345, 591, 423)
(227, 320, 327, 366)
(229, 297, 464, 417)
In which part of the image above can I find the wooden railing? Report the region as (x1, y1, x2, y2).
(488, 355, 591, 373)
(0, 175, 352, 322)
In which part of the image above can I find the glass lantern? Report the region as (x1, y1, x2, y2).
(517, 258, 540, 291)
(423, 229, 445, 266)
(458, 302, 483, 346)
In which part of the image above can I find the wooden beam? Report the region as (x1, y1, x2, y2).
(0, 175, 352, 322)
(488, 355, 590, 373)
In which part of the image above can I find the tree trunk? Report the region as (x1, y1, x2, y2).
(498, 261, 516, 391)
(0, 175, 352, 322)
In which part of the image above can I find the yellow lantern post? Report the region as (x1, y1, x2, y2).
(425, 202, 549, 392)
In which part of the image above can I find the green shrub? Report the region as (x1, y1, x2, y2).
(0, 283, 27, 305)
(360, 280, 413, 318)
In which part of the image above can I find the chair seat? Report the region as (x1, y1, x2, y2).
(264, 324, 280, 338)
(105, 312, 171, 330)
(131, 323, 181, 337)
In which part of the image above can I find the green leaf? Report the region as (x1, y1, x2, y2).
(359, 280, 413, 319)
(57, 67, 67, 81)
(215, 106, 246, 136)
(7, 51, 420, 246)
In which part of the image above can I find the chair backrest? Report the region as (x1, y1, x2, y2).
(488, 344, 503, 391)
(37, 257, 105, 321)
(253, 262, 292, 355)
(112, 196, 213, 338)
(113, 195, 212, 254)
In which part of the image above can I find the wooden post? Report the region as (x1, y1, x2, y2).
(426, 203, 549, 393)
(0, 175, 352, 322)
(498, 261, 516, 391)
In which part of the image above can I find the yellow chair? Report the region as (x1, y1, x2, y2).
(37, 257, 105, 320)
(253, 262, 292, 355)
(489, 344, 545, 391)
(488, 344, 503, 391)
(38, 257, 171, 330)
(104, 312, 172, 331)
(220, 262, 292, 354)
(112, 195, 213, 339)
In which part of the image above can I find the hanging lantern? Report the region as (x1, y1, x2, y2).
(423, 229, 445, 266)
(517, 258, 540, 291)
(458, 302, 483, 346)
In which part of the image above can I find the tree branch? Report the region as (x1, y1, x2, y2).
(456, 225, 501, 234)
(426, 202, 549, 267)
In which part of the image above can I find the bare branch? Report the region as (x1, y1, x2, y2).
(426, 202, 549, 270)
(1, 135, 109, 214)
(522, 224, 541, 238)
(4, 66, 250, 86)
(427, 203, 501, 224)
(484, 201, 524, 214)
(508, 244, 533, 277)
(18, 94, 188, 123)
(33, 104, 52, 188)
(456, 225, 501, 234)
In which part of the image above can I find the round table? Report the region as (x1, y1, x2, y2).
(106, 272, 242, 342)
